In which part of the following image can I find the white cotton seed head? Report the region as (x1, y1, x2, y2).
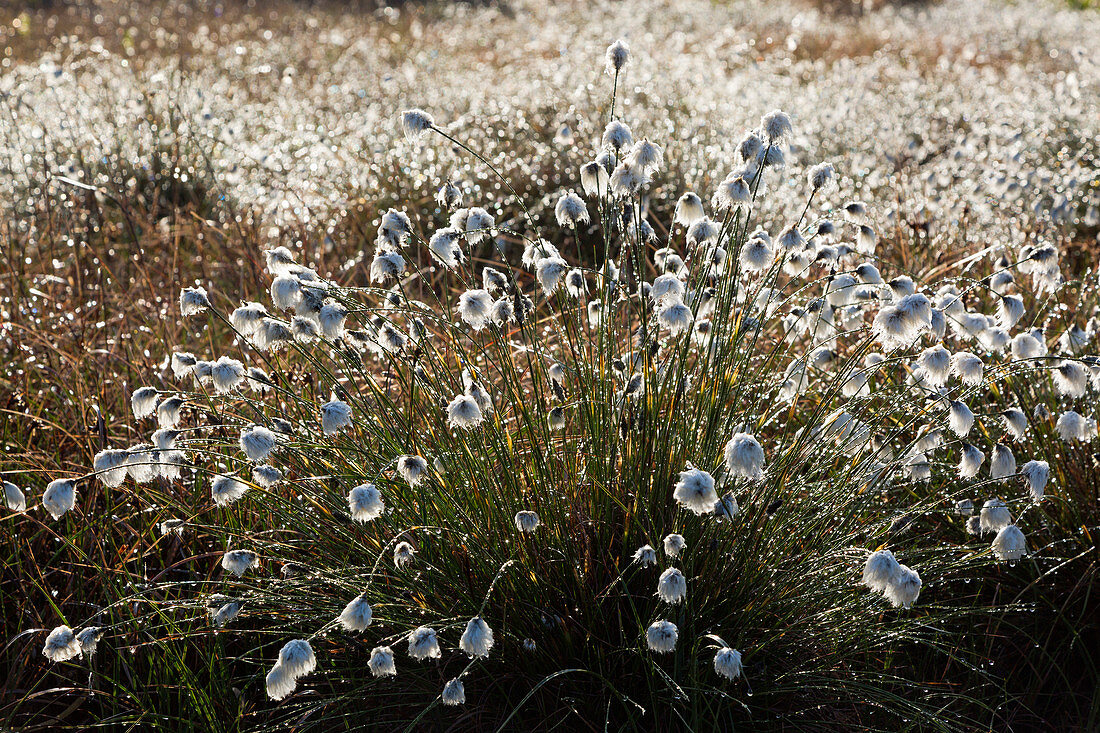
(713, 176, 751, 211)
(917, 346, 951, 386)
(278, 639, 317, 678)
(897, 293, 931, 331)
(714, 647, 743, 680)
(253, 318, 293, 351)
(130, 387, 159, 419)
(1021, 460, 1049, 502)
(1059, 325, 1089, 354)
(980, 499, 1012, 534)
(1001, 409, 1028, 440)
(738, 131, 764, 163)
(663, 533, 686, 558)
(170, 352, 198, 379)
(958, 444, 985, 479)
(123, 448, 156, 484)
(740, 237, 774, 272)
(808, 161, 835, 190)
(221, 550, 258, 576)
(318, 303, 347, 340)
(371, 251, 406, 283)
(514, 510, 540, 533)
(446, 394, 484, 430)
(481, 267, 509, 294)
(212, 602, 241, 627)
(658, 300, 693, 337)
(240, 426, 276, 463)
(158, 450, 186, 482)
(339, 592, 373, 632)
(126, 450, 153, 484)
(602, 120, 634, 151)
(464, 207, 495, 244)
(394, 541, 416, 568)
(442, 678, 466, 706)
(536, 257, 569, 296)
(1053, 361, 1089, 398)
(401, 108, 434, 140)
(397, 455, 428, 486)
(252, 465, 282, 488)
(230, 302, 268, 336)
(616, 166, 651, 205)
(271, 275, 302, 311)
(950, 352, 984, 386)
(862, 549, 902, 593)
(580, 161, 610, 197)
(672, 468, 718, 515)
(650, 273, 684, 304)
(547, 407, 566, 431)
(211, 474, 247, 507)
(872, 306, 916, 350)
(990, 444, 1016, 480)
(43, 479, 76, 520)
(408, 627, 441, 660)
(633, 544, 657, 567)
(656, 568, 687, 605)
(646, 620, 678, 654)
(466, 381, 493, 415)
(1010, 332, 1044, 361)
(883, 565, 922, 609)
(321, 399, 353, 435)
(776, 227, 805, 253)
(914, 428, 943, 454)
(724, 433, 765, 480)
(93, 448, 130, 487)
(1055, 410, 1092, 442)
(605, 39, 630, 74)
(369, 646, 397, 677)
(714, 492, 740, 519)
(674, 192, 705, 226)
(265, 246, 297, 276)
(522, 239, 560, 269)
(4, 481, 27, 512)
(76, 626, 103, 657)
(428, 228, 462, 270)
(905, 453, 931, 481)
(180, 286, 210, 317)
(761, 110, 793, 144)
(992, 524, 1027, 561)
(687, 217, 718, 248)
(460, 617, 494, 658)
(458, 289, 493, 331)
(627, 138, 662, 173)
(266, 663, 297, 700)
(948, 401, 975, 437)
(210, 356, 245, 394)
(348, 484, 384, 522)
(565, 268, 587, 299)
(43, 625, 82, 663)
(997, 294, 1025, 329)
(290, 315, 320, 344)
(555, 191, 589, 227)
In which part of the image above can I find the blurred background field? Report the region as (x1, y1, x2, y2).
(1, 0, 1098, 730)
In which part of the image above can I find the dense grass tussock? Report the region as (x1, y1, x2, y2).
(4, 34, 1099, 731)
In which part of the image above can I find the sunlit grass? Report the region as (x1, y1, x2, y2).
(2, 1, 1099, 731)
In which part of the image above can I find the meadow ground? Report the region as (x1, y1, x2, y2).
(1, 0, 1099, 730)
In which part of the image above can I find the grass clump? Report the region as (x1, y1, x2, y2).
(5, 35, 1099, 732)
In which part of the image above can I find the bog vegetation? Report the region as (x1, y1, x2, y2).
(2, 0, 1098, 730)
